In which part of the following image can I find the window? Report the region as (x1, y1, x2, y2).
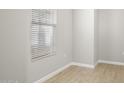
(31, 9, 56, 60)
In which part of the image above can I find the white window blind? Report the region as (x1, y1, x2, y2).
(32, 9, 56, 60)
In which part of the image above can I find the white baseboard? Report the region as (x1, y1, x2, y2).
(35, 60, 124, 83)
(35, 62, 95, 83)
(71, 62, 95, 69)
(35, 63, 72, 83)
(98, 60, 124, 66)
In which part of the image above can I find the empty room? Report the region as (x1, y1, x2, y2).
(0, 9, 124, 83)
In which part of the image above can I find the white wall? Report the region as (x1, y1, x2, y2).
(98, 9, 124, 62)
(94, 10, 99, 64)
(3, 9, 124, 82)
(0, 10, 31, 82)
(0, 9, 72, 83)
(72, 9, 124, 65)
(72, 9, 96, 65)
(26, 10, 72, 82)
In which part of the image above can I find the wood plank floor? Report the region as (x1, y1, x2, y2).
(45, 63, 124, 83)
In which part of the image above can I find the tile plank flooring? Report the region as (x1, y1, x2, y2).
(45, 63, 124, 83)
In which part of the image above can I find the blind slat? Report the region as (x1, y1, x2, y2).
(32, 9, 56, 60)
